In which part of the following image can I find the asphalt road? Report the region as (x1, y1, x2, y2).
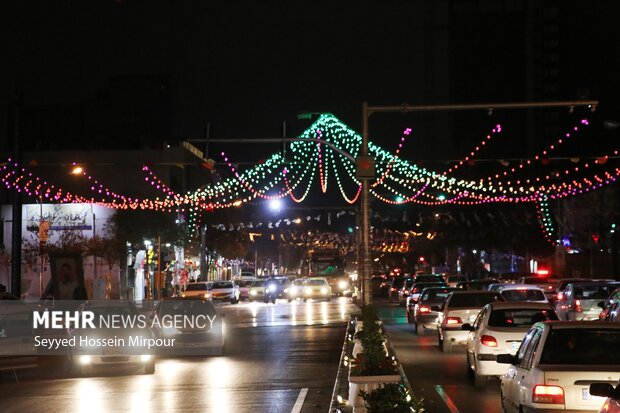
(0, 297, 359, 413)
(377, 299, 502, 413)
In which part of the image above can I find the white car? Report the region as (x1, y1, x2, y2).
(69, 301, 155, 376)
(498, 284, 549, 303)
(437, 291, 502, 353)
(180, 282, 213, 299)
(499, 321, 620, 412)
(210, 280, 240, 304)
(463, 301, 559, 388)
(303, 277, 332, 301)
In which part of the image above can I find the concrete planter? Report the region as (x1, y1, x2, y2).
(348, 372, 401, 413)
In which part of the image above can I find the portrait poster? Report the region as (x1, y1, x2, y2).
(49, 253, 87, 300)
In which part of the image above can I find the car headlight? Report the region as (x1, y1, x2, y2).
(251, 290, 257, 296)
(305, 287, 312, 295)
(180, 293, 186, 298)
(80, 355, 91, 365)
(140, 355, 152, 362)
(338, 281, 348, 289)
(320, 287, 328, 294)
(268, 285, 277, 292)
(204, 293, 211, 299)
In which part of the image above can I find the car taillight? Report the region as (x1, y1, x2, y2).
(445, 317, 462, 325)
(391, 287, 397, 291)
(418, 305, 431, 313)
(556, 292, 564, 301)
(480, 335, 498, 347)
(532, 385, 564, 404)
(575, 299, 582, 312)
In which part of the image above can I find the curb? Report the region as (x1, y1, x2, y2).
(328, 313, 414, 413)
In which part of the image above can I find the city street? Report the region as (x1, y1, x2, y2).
(0, 296, 512, 413)
(378, 301, 502, 413)
(0, 298, 358, 413)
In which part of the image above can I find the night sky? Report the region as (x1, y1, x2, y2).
(1, 1, 619, 181)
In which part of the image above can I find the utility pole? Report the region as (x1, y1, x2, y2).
(10, 94, 22, 298)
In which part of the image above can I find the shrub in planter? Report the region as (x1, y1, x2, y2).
(350, 305, 396, 376)
(360, 382, 425, 413)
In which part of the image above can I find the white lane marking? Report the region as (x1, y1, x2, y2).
(434, 385, 462, 413)
(291, 387, 309, 413)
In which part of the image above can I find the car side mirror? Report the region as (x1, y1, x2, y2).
(496, 354, 517, 365)
(589, 383, 615, 399)
(598, 301, 606, 310)
(461, 323, 474, 331)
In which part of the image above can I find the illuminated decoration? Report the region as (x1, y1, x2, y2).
(535, 196, 557, 245)
(1, 114, 619, 245)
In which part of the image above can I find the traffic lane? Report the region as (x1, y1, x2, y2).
(378, 302, 501, 413)
(0, 303, 350, 413)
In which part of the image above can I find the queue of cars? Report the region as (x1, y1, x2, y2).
(181, 274, 351, 304)
(392, 272, 620, 412)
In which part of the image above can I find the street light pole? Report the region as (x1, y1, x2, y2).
(360, 102, 372, 305)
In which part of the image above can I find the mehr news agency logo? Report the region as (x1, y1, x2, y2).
(32, 310, 217, 350)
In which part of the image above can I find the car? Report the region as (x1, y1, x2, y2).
(180, 281, 213, 299)
(407, 286, 460, 335)
(498, 284, 549, 303)
(555, 281, 620, 320)
(598, 287, 620, 320)
(590, 380, 620, 413)
(456, 278, 500, 291)
(437, 291, 503, 353)
(210, 280, 240, 304)
(408, 281, 449, 307)
(388, 276, 409, 302)
(487, 283, 507, 292)
(0, 301, 38, 372)
(603, 300, 620, 322)
(446, 275, 469, 287)
(463, 301, 559, 388)
(371, 275, 385, 297)
(68, 301, 155, 376)
(302, 277, 332, 301)
(397, 277, 414, 306)
(286, 278, 307, 302)
(248, 280, 266, 302)
(328, 275, 353, 296)
(498, 321, 620, 413)
(152, 297, 225, 356)
(234, 279, 254, 301)
(517, 276, 560, 301)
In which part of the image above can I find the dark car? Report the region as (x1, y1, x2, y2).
(388, 276, 408, 302)
(407, 281, 449, 306)
(407, 286, 460, 335)
(456, 279, 500, 291)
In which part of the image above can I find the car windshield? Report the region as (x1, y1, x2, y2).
(305, 279, 327, 286)
(487, 309, 558, 327)
(420, 289, 456, 301)
(236, 280, 252, 287)
(573, 284, 618, 300)
(449, 293, 500, 308)
(186, 283, 208, 291)
(540, 329, 620, 365)
(501, 289, 546, 302)
(251, 281, 266, 287)
(415, 275, 443, 283)
(391, 277, 406, 288)
(293, 279, 306, 286)
(212, 282, 232, 289)
(158, 300, 217, 317)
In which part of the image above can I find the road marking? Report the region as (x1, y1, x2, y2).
(435, 385, 461, 413)
(291, 387, 309, 413)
